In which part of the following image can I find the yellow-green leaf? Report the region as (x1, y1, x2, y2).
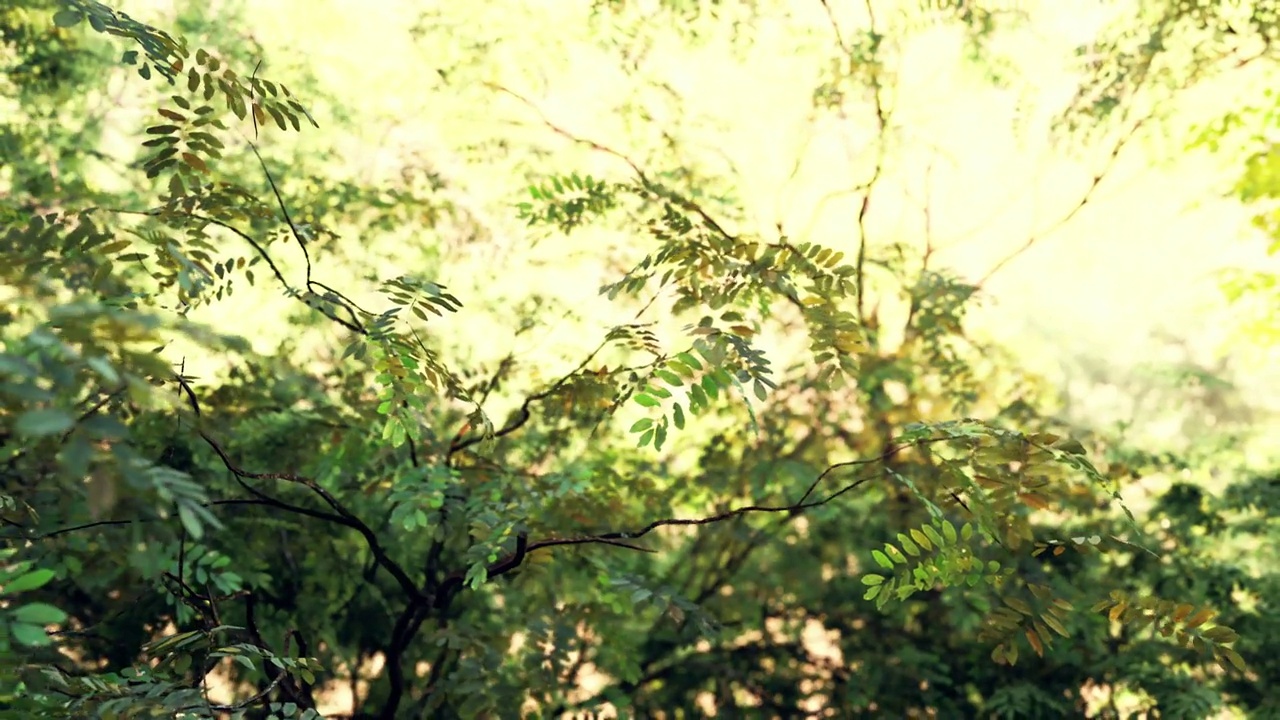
(1028, 583, 1052, 601)
(1039, 612, 1069, 637)
(1033, 621, 1055, 647)
(1204, 626, 1239, 644)
(1185, 607, 1215, 629)
(922, 524, 943, 546)
(1217, 647, 1247, 672)
(941, 520, 957, 544)
(896, 534, 921, 557)
(1003, 597, 1033, 616)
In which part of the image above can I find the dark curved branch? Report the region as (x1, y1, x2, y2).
(431, 437, 952, 612)
(245, 141, 368, 334)
(246, 142, 310, 286)
(195, 427, 420, 600)
(110, 205, 366, 335)
(166, 376, 420, 601)
(432, 531, 529, 610)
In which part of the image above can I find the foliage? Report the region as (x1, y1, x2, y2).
(1, 1, 1271, 718)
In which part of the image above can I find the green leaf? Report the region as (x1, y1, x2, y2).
(85, 356, 120, 385)
(676, 351, 703, 370)
(672, 403, 686, 430)
(10, 622, 50, 647)
(896, 534, 920, 557)
(921, 524, 943, 547)
(687, 385, 706, 413)
(634, 393, 660, 408)
(178, 503, 204, 540)
(12, 602, 68, 625)
(629, 418, 654, 433)
(5, 569, 56, 593)
(861, 574, 885, 586)
(665, 361, 692, 379)
(871, 550, 894, 569)
(656, 369, 684, 386)
(1055, 438, 1088, 456)
(52, 10, 83, 27)
(940, 520, 957, 544)
(15, 408, 75, 437)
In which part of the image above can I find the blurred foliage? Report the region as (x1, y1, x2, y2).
(0, 1, 1276, 719)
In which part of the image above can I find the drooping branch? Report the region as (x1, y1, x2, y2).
(486, 81, 739, 243)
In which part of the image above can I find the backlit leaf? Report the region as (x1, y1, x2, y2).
(634, 393, 659, 408)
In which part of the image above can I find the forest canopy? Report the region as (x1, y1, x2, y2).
(2, 0, 1279, 718)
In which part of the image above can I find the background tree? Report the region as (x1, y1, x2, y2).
(2, 1, 1274, 718)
